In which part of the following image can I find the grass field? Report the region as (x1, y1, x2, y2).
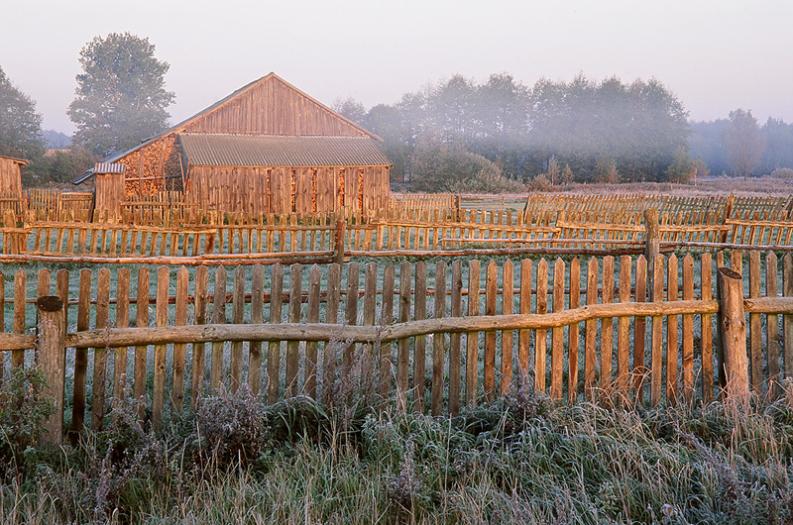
(1, 372, 792, 524)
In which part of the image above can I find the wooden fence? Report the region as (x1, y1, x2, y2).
(2, 252, 791, 443)
(2, 202, 793, 264)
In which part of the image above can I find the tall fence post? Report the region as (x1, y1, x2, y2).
(334, 216, 346, 265)
(644, 208, 660, 291)
(36, 295, 66, 445)
(716, 267, 749, 402)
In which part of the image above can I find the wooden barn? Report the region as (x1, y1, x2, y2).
(75, 73, 391, 217)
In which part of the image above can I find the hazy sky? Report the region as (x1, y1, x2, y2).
(3, 0, 792, 133)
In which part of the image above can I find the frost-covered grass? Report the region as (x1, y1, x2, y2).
(2, 370, 792, 524)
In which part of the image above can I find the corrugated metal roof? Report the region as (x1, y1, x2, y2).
(179, 134, 390, 167)
(93, 162, 126, 174)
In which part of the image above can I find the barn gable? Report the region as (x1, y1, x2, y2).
(181, 74, 376, 138)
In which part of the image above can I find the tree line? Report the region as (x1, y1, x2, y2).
(1, 31, 792, 190)
(0, 33, 173, 185)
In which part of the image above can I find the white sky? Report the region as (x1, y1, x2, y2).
(3, 0, 792, 133)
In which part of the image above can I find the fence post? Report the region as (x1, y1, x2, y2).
(644, 208, 660, 290)
(36, 295, 66, 446)
(334, 216, 346, 265)
(720, 194, 736, 243)
(716, 267, 749, 402)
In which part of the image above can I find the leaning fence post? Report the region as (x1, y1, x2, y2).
(36, 295, 66, 445)
(716, 267, 749, 402)
(334, 216, 346, 265)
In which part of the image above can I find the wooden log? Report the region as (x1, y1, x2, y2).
(633, 256, 647, 397)
(519, 259, 532, 388)
(377, 264, 391, 399)
(12, 269, 25, 368)
(682, 254, 695, 402)
(650, 255, 664, 405)
(91, 268, 110, 431)
(397, 262, 412, 410)
(584, 257, 598, 400)
(717, 267, 749, 402)
(191, 266, 209, 406)
(60, 299, 720, 350)
(568, 258, 580, 403)
(666, 255, 679, 403)
(305, 265, 321, 398)
(71, 269, 91, 435)
(600, 256, 614, 392)
(700, 253, 714, 402)
(134, 268, 149, 419)
(644, 208, 660, 269)
(484, 260, 497, 400)
(785, 255, 793, 383)
(210, 267, 227, 392)
(550, 258, 565, 400)
(766, 252, 780, 397)
(37, 296, 66, 445)
(113, 269, 130, 401)
(617, 256, 631, 399)
(500, 260, 514, 397)
(318, 263, 339, 402)
(449, 260, 463, 413)
(535, 259, 548, 393)
(431, 261, 446, 415)
(464, 259, 479, 407)
(748, 251, 763, 394)
(152, 266, 169, 430)
(230, 267, 246, 392)
(334, 217, 346, 265)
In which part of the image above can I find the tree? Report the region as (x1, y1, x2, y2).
(0, 66, 44, 161)
(760, 118, 793, 173)
(688, 120, 730, 175)
(332, 98, 366, 124)
(32, 147, 97, 185)
(723, 109, 765, 176)
(68, 33, 175, 157)
(527, 76, 689, 182)
(665, 147, 695, 183)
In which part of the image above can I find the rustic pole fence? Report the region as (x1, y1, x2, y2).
(36, 295, 66, 445)
(716, 267, 749, 402)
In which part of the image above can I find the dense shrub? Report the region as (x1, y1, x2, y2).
(411, 145, 524, 193)
(194, 386, 270, 467)
(0, 369, 53, 480)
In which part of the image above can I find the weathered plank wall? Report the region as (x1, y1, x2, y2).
(187, 164, 390, 215)
(0, 157, 23, 200)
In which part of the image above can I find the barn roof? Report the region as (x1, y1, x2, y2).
(0, 154, 29, 166)
(180, 134, 390, 167)
(72, 162, 126, 185)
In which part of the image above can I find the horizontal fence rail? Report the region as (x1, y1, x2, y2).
(2, 251, 792, 444)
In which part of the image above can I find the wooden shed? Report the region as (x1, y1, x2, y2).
(0, 154, 26, 199)
(75, 73, 391, 216)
